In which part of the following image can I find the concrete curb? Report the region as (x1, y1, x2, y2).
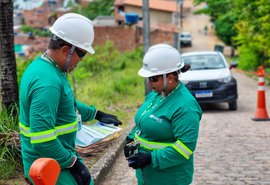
(90, 121, 135, 185)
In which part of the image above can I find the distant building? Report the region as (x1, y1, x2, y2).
(23, 1, 72, 28)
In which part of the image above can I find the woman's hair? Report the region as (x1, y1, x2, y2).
(167, 70, 180, 81)
(181, 64, 191, 73)
(168, 64, 191, 82)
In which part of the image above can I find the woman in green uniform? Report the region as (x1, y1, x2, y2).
(19, 13, 122, 185)
(124, 44, 202, 185)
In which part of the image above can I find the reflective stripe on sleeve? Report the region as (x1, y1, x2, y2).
(55, 121, 78, 136)
(19, 122, 31, 137)
(172, 140, 192, 159)
(19, 120, 78, 144)
(31, 129, 56, 144)
(135, 133, 192, 159)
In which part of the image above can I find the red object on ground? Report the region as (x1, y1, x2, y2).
(252, 66, 270, 121)
(29, 158, 60, 185)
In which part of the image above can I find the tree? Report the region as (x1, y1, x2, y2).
(234, 0, 270, 69)
(193, 0, 237, 45)
(0, 0, 19, 111)
(74, 0, 114, 20)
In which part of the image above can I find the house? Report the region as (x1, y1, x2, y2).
(115, 0, 182, 26)
(23, 4, 71, 28)
(126, 0, 179, 25)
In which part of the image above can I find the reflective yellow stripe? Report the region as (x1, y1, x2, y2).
(135, 133, 192, 159)
(19, 120, 78, 144)
(31, 129, 57, 144)
(135, 134, 172, 150)
(172, 140, 192, 159)
(19, 122, 31, 137)
(55, 121, 78, 136)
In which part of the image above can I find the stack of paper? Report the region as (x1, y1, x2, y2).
(75, 122, 122, 147)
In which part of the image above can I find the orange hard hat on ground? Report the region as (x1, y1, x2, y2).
(29, 158, 60, 185)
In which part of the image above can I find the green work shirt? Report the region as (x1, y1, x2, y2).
(19, 56, 96, 185)
(128, 82, 202, 185)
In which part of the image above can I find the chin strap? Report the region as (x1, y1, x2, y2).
(162, 74, 167, 98)
(64, 45, 75, 72)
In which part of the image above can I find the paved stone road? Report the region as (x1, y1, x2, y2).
(100, 2, 270, 185)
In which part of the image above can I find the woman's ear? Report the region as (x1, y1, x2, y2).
(167, 73, 174, 82)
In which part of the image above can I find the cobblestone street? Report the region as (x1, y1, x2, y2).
(100, 2, 270, 185)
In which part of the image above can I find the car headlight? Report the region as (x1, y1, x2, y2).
(217, 76, 232, 83)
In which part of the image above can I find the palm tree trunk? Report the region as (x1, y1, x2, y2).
(0, 0, 19, 111)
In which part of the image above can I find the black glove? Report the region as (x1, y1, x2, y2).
(181, 64, 191, 73)
(95, 110, 122, 126)
(127, 152, 152, 169)
(123, 137, 137, 158)
(69, 159, 91, 185)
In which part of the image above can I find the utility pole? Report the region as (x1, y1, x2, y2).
(142, 0, 151, 95)
(175, 0, 184, 52)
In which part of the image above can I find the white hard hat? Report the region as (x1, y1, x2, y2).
(49, 13, 95, 54)
(138, 44, 184, 77)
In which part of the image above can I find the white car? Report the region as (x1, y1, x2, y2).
(179, 32, 192, 47)
(180, 51, 238, 110)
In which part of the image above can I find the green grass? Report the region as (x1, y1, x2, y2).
(0, 105, 22, 180)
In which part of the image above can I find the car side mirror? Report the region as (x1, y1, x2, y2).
(229, 61, 238, 70)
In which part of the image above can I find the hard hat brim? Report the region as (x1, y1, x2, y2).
(86, 47, 95, 54)
(138, 68, 159, 78)
(138, 62, 185, 78)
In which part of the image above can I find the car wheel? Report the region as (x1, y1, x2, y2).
(228, 100, 237, 110)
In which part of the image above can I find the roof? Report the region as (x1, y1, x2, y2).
(123, 0, 178, 12)
(114, 0, 124, 5)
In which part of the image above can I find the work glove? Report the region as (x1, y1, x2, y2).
(127, 152, 152, 169)
(95, 110, 122, 126)
(69, 158, 91, 185)
(181, 64, 191, 73)
(123, 137, 136, 158)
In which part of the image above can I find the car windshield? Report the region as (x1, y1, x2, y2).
(182, 54, 226, 70)
(180, 34, 191, 38)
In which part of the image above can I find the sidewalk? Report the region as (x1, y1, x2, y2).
(90, 121, 135, 184)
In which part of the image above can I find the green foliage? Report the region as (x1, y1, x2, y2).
(237, 47, 260, 70)
(70, 43, 144, 125)
(194, 0, 236, 46)
(0, 105, 22, 180)
(74, 0, 114, 20)
(62, 42, 143, 125)
(16, 57, 32, 85)
(194, 0, 270, 69)
(20, 25, 50, 37)
(215, 12, 238, 45)
(71, 40, 143, 80)
(194, 0, 231, 21)
(233, 1, 270, 68)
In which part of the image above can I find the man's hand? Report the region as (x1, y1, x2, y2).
(95, 110, 122, 126)
(69, 158, 91, 185)
(127, 152, 151, 169)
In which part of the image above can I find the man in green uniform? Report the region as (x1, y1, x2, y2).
(124, 44, 202, 185)
(19, 13, 122, 185)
